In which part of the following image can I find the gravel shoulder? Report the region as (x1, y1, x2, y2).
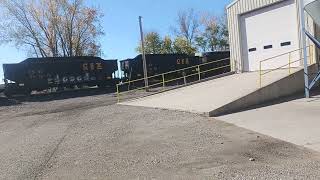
(1, 93, 320, 179)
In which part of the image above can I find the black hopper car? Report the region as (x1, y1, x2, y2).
(200, 51, 231, 78)
(120, 51, 231, 86)
(120, 54, 201, 81)
(3, 56, 118, 97)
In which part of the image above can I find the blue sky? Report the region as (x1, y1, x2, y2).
(0, 0, 232, 83)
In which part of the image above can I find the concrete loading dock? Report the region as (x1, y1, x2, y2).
(121, 66, 313, 116)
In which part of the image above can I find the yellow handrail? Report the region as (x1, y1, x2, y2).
(116, 58, 231, 102)
(259, 45, 314, 88)
(119, 57, 230, 86)
(261, 59, 301, 76)
(260, 46, 309, 63)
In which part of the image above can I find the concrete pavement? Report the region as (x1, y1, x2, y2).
(121, 69, 300, 115)
(218, 93, 320, 152)
(2, 94, 320, 179)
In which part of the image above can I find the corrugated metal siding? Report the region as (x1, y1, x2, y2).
(227, 0, 316, 72)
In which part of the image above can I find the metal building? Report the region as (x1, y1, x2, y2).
(227, 0, 319, 72)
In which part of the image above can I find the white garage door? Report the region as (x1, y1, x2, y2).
(240, 0, 300, 72)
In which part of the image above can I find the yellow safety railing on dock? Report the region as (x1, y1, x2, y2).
(259, 45, 314, 88)
(116, 57, 231, 102)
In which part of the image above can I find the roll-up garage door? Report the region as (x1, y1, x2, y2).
(240, 0, 300, 72)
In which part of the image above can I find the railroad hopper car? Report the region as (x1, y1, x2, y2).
(120, 54, 201, 82)
(3, 56, 118, 97)
(0, 84, 4, 94)
(200, 51, 231, 78)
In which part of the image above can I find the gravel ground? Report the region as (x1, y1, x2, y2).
(1, 92, 320, 179)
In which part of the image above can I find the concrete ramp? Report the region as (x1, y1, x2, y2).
(120, 67, 314, 116)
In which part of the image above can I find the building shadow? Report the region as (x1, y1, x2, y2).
(218, 87, 320, 117)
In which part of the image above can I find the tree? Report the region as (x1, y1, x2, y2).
(217, 14, 229, 50)
(0, 0, 104, 57)
(174, 9, 200, 45)
(173, 37, 196, 55)
(161, 36, 173, 54)
(195, 36, 208, 52)
(201, 13, 220, 52)
(136, 31, 162, 54)
(199, 12, 229, 51)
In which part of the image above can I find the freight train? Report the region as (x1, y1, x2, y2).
(2, 51, 230, 97)
(2, 56, 118, 97)
(120, 51, 230, 83)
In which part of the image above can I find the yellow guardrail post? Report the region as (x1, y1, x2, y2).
(259, 62, 262, 88)
(197, 65, 201, 81)
(288, 52, 291, 75)
(116, 84, 120, 103)
(183, 71, 187, 85)
(162, 74, 165, 89)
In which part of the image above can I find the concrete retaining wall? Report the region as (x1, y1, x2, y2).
(210, 64, 319, 117)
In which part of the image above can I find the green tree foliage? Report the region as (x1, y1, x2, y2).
(199, 13, 229, 52)
(136, 31, 162, 54)
(172, 10, 229, 53)
(173, 37, 196, 55)
(217, 14, 229, 50)
(195, 36, 208, 52)
(161, 36, 174, 54)
(136, 10, 229, 55)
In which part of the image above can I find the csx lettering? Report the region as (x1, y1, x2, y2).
(177, 58, 189, 65)
(96, 63, 103, 70)
(82, 63, 104, 71)
(90, 63, 95, 70)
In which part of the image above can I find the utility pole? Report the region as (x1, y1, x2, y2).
(139, 16, 149, 90)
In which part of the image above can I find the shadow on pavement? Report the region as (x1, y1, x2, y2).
(0, 88, 116, 106)
(220, 87, 320, 116)
(0, 97, 21, 106)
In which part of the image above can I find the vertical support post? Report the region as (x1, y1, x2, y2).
(162, 74, 165, 89)
(116, 84, 120, 103)
(183, 71, 187, 85)
(197, 65, 201, 81)
(298, 0, 310, 98)
(289, 52, 291, 74)
(139, 16, 148, 91)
